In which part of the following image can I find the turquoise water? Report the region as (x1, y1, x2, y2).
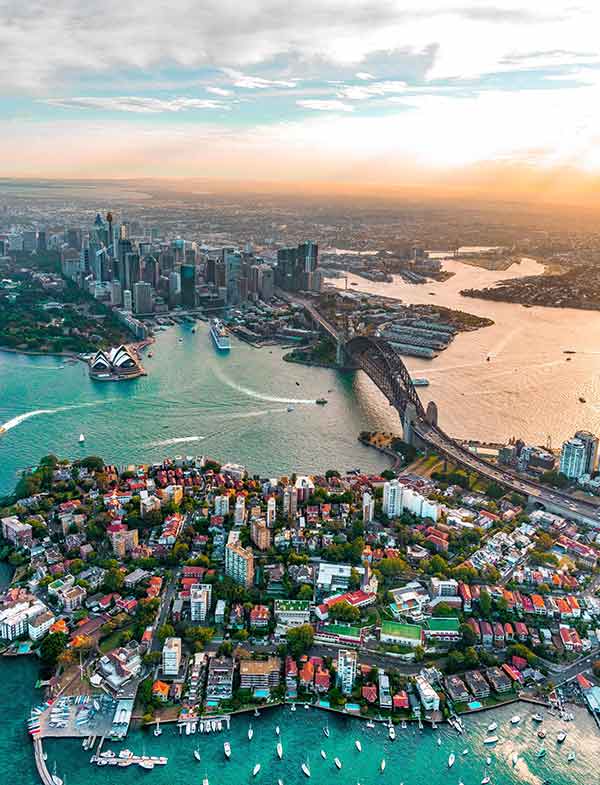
(0, 324, 395, 495)
(40, 701, 594, 785)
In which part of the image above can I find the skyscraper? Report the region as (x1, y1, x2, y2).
(559, 438, 587, 480)
(225, 531, 254, 588)
(133, 281, 153, 315)
(574, 430, 599, 475)
(382, 480, 403, 517)
(180, 263, 196, 308)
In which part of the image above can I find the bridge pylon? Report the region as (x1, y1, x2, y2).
(335, 339, 345, 367)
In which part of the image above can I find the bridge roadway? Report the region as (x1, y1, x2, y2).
(282, 291, 600, 526)
(415, 421, 600, 527)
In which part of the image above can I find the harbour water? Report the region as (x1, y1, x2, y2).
(0, 328, 392, 496)
(332, 257, 600, 448)
(40, 701, 596, 785)
(2, 257, 600, 495)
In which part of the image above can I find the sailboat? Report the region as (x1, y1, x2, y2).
(277, 741, 283, 760)
(193, 746, 201, 762)
(512, 752, 519, 766)
(380, 758, 386, 773)
(334, 758, 342, 770)
(301, 759, 311, 778)
(323, 722, 330, 738)
(252, 764, 261, 776)
(248, 724, 254, 741)
(321, 750, 327, 760)
(481, 774, 491, 785)
(154, 718, 162, 737)
(275, 726, 280, 736)
(437, 737, 442, 747)
(202, 776, 209, 785)
(355, 740, 362, 752)
(79, 433, 85, 444)
(448, 753, 456, 768)
(485, 756, 491, 767)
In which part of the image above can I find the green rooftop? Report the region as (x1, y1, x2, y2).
(381, 620, 422, 640)
(274, 599, 310, 611)
(427, 617, 460, 632)
(322, 623, 362, 637)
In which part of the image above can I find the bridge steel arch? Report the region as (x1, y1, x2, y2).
(344, 336, 426, 421)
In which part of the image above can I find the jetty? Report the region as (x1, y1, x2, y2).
(32, 737, 54, 785)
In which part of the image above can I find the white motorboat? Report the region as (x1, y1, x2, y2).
(532, 713, 544, 723)
(321, 750, 327, 760)
(366, 720, 375, 729)
(510, 715, 521, 725)
(277, 742, 283, 760)
(334, 758, 342, 770)
(483, 736, 498, 744)
(512, 752, 519, 766)
(248, 724, 254, 741)
(567, 751, 576, 762)
(291, 704, 296, 712)
(278, 780, 284, 785)
(388, 725, 396, 741)
(203, 776, 209, 785)
(380, 758, 386, 773)
(462, 748, 469, 756)
(200, 721, 204, 733)
(304, 703, 310, 710)
(139, 760, 154, 770)
(487, 722, 497, 732)
(401, 721, 407, 729)
(253, 764, 261, 776)
(557, 731, 567, 743)
(448, 753, 456, 768)
(437, 737, 442, 747)
(355, 740, 362, 752)
(194, 748, 201, 762)
(301, 761, 311, 778)
(79, 433, 85, 443)
(481, 775, 491, 785)
(323, 723, 330, 738)
(154, 719, 162, 737)
(275, 726, 280, 736)
(224, 742, 231, 759)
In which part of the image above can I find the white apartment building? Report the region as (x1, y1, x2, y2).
(162, 637, 182, 676)
(190, 583, 212, 622)
(337, 649, 357, 695)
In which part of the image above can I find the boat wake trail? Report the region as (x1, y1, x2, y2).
(0, 403, 99, 433)
(212, 366, 315, 405)
(148, 435, 205, 447)
(1, 408, 64, 432)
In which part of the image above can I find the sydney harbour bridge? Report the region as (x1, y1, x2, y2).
(292, 295, 600, 528)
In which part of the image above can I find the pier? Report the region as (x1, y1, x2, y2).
(32, 737, 54, 785)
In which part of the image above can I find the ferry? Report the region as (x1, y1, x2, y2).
(224, 742, 231, 759)
(210, 319, 231, 351)
(410, 378, 430, 387)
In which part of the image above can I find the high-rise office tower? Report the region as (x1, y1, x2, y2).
(180, 264, 196, 308)
(133, 281, 153, 315)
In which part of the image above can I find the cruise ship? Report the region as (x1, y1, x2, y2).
(210, 319, 231, 352)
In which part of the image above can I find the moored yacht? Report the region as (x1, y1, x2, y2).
(323, 723, 330, 738)
(448, 753, 456, 768)
(301, 760, 311, 778)
(355, 740, 362, 752)
(487, 722, 497, 732)
(224, 741, 231, 759)
(510, 715, 521, 725)
(320, 750, 327, 760)
(334, 758, 342, 770)
(557, 731, 567, 743)
(252, 764, 261, 776)
(388, 724, 396, 741)
(277, 741, 283, 760)
(248, 724, 254, 741)
(380, 758, 386, 773)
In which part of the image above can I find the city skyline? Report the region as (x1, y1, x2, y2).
(3, 1, 600, 204)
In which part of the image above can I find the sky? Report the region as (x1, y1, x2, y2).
(3, 1, 600, 201)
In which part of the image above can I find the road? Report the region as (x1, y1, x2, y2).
(151, 565, 181, 653)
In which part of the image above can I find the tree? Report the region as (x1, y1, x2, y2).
(479, 590, 492, 618)
(40, 632, 69, 667)
(157, 623, 175, 643)
(329, 600, 360, 624)
(432, 602, 457, 617)
(297, 584, 313, 600)
(459, 623, 478, 648)
(286, 624, 314, 658)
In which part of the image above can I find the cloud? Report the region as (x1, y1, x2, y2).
(41, 96, 228, 113)
(206, 86, 233, 96)
(355, 71, 375, 80)
(296, 99, 353, 112)
(337, 80, 407, 100)
(222, 68, 297, 89)
(1, 1, 597, 92)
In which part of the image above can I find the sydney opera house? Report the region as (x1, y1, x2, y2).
(88, 345, 145, 381)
